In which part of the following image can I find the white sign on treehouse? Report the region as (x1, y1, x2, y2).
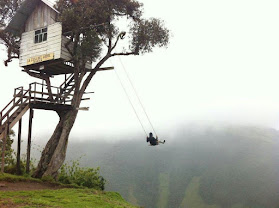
(5, 0, 92, 75)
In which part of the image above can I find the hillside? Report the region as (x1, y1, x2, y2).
(0, 174, 137, 208)
(65, 125, 279, 208)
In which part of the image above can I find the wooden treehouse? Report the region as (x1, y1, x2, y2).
(0, 0, 112, 173)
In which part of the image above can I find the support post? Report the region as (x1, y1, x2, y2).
(26, 109, 34, 174)
(16, 118, 22, 175)
(1, 122, 9, 173)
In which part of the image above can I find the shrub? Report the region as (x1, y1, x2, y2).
(58, 160, 106, 190)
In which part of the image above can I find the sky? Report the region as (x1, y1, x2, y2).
(1, 0, 279, 143)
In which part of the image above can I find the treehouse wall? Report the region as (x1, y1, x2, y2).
(24, 1, 57, 32)
(19, 22, 62, 67)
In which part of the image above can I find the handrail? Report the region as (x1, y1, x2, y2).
(30, 82, 60, 90)
(0, 89, 24, 116)
(59, 73, 74, 89)
(0, 90, 29, 124)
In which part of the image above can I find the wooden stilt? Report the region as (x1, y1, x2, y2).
(26, 109, 33, 174)
(16, 118, 22, 175)
(1, 122, 9, 173)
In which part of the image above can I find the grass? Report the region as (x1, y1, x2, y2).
(0, 173, 41, 183)
(0, 189, 138, 208)
(0, 173, 138, 208)
(0, 173, 80, 188)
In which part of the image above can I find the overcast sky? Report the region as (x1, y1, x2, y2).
(1, 0, 279, 143)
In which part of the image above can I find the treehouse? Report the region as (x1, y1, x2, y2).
(5, 0, 92, 75)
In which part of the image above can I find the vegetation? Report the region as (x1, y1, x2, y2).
(58, 160, 105, 190)
(0, 173, 41, 183)
(0, 130, 37, 175)
(0, 130, 15, 169)
(0, 173, 136, 208)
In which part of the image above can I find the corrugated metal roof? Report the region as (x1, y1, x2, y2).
(5, 0, 59, 35)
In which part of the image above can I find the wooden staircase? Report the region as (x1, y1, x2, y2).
(58, 73, 75, 104)
(0, 77, 76, 140)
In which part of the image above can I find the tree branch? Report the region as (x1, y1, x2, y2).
(111, 51, 138, 56)
(78, 54, 111, 104)
(111, 32, 126, 52)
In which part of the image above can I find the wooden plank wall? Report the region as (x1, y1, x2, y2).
(19, 22, 62, 67)
(25, 2, 57, 32)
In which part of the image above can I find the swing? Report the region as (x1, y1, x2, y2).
(114, 57, 166, 146)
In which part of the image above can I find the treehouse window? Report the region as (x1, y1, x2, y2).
(34, 28, 47, 43)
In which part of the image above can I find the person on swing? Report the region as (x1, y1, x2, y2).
(146, 132, 165, 146)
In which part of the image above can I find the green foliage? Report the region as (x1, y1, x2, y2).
(55, 0, 169, 65)
(0, 188, 137, 208)
(0, 130, 15, 168)
(130, 18, 169, 54)
(0, 0, 22, 28)
(0, 129, 37, 175)
(5, 157, 37, 175)
(0, 0, 22, 66)
(58, 160, 106, 190)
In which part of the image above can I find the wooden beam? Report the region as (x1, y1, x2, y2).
(26, 109, 34, 174)
(95, 67, 114, 72)
(16, 119, 22, 175)
(81, 98, 90, 101)
(76, 107, 89, 111)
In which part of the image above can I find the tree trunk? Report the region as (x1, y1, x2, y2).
(32, 109, 78, 178)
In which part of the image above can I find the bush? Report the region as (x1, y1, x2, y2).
(58, 160, 106, 190)
(0, 130, 16, 168)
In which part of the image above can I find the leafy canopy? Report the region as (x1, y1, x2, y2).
(54, 0, 169, 64)
(0, 0, 22, 66)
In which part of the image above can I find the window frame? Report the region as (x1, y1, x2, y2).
(34, 27, 48, 44)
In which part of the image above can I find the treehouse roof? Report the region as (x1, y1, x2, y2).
(5, 0, 59, 35)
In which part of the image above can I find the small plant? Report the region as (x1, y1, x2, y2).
(58, 160, 106, 190)
(0, 130, 16, 169)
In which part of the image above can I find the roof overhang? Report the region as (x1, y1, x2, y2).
(5, 0, 59, 36)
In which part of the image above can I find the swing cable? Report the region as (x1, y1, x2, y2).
(110, 60, 148, 137)
(117, 56, 158, 137)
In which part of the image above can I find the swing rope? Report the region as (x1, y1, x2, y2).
(117, 56, 158, 137)
(111, 60, 148, 137)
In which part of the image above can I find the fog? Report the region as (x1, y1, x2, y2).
(14, 125, 279, 207)
(1, 0, 279, 141)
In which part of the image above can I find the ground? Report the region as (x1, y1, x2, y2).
(0, 181, 62, 191)
(0, 174, 138, 208)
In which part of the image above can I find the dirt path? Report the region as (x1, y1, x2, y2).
(0, 181, 62, 191)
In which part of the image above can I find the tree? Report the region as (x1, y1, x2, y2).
(0, 0, 22, 66)
(0, 0, 170, 178)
